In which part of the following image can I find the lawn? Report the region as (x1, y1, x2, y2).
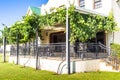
(0, 54, 120, 80)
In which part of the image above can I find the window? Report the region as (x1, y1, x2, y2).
(94, 0, 102, 9)
(79, 0, 85, 8)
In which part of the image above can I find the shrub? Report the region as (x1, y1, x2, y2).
(110, 43, 120, 57)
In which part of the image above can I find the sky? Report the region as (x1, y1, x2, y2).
(0, 0, 48, 30)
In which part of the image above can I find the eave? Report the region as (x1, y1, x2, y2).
(75, 7, 107, 17)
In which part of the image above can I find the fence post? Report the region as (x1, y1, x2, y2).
(95, 40, 98, 59)
(16, 33, 19, 65)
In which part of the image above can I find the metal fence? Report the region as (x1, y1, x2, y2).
(10, 43, 66, 60)
(10, 42, 109, 60)
(74, 42, 109, 59)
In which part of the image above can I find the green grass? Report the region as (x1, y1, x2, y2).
(0, 55, 120, 80)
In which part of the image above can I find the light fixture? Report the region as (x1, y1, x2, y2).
(46, 31, 48, 36)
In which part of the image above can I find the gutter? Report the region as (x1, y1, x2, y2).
(75, 7, 108, 17)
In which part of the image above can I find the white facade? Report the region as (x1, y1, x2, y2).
(41, 0, 112, 16)
(41, 0, 73, 15)
(112, 0, 120, 44)
(85, 0, 112, 16)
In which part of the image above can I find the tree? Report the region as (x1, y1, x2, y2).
(0, 37, 3, 46)
(23, 14, 41, 39)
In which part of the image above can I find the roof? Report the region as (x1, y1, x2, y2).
(29, 6, 41, 15)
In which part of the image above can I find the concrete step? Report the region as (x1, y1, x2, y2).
(100, 61, 119, 72)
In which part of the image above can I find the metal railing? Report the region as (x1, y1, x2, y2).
(98, 42, 120, 71)
(105, 56, 120, 70)
(75, 42, 109, 59)
(10, 42, 111, 60)
(10, 43, 66, 60)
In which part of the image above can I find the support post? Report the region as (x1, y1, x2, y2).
(2, 24, 7, 63)
(36, 28, 39, 70)
(3, 36, 6, 62)
(66, 6, 70, 74)
(95, 34, 98, 59)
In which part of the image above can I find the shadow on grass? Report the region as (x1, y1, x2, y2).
(0, 61, 9, 63)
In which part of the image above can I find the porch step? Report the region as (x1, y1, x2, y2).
(100, 59, 120, 72)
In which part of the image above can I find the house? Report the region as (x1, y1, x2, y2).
(9, 0, 120, 74)
(24, 0, 118, 55)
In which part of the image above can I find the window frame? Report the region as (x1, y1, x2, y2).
(94, 0, 102, 9)
(79, 0, 85, 8)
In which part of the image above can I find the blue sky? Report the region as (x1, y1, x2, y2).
(0, 0, 48, 30)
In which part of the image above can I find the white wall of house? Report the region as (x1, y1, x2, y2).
(41, 0, 112, 16)
(106, 32, 113, 54)
(112, 0, 120, 44)
(41, 0, 75, 15)
(85, 0, 112, 16)
(41, 0, 65, 15)
(113, 0, 120, 26)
